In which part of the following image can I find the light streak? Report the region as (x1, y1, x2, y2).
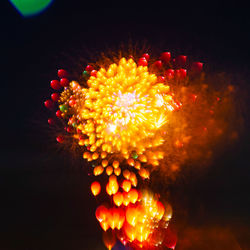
(44, 49, 236, 249)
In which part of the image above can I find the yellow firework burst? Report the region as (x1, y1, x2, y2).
(66, 57, 181, 171)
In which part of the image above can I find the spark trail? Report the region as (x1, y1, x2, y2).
(44, 51, 237, 249)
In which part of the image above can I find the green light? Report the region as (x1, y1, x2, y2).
(132, 151, 138, 159)
(83, 70, 89, 78)
(59, 104, 68, 113)
(9, 0, 53, 17)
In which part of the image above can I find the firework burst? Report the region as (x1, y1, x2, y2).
(44, 50, 238, 249)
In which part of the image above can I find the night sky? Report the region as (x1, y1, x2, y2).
(1, 1, 250, 249)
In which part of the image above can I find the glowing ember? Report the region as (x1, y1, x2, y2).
(44, 49, 237, 249)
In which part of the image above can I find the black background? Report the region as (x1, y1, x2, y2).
(1, 1, 250, 249)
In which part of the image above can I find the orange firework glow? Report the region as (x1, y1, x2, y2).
(45, 50, 238, 249)
(91, 181, 101, 196)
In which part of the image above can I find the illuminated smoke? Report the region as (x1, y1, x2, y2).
(44, 50, 238, 249)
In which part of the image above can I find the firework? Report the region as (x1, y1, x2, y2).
(44, 50, 236, 249)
